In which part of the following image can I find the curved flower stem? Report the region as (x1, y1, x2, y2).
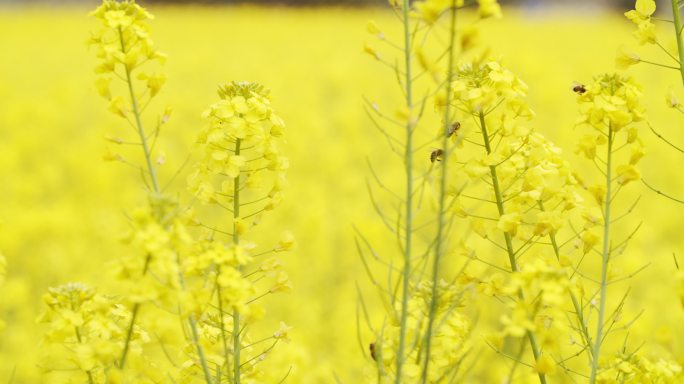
(478, 112, 547, 384)
(421, 3, 457, 382)
(395, 0, 415, 382)
(671, 0, 684, 86)
(233, 139, 242, 384)
(589, 125, 614, 384)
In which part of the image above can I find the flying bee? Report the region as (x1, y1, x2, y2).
(430, 149, 444, 163)
(572, 82, 586, 95)
(447, 121, 461, 138)
(369, 342, 377, 361)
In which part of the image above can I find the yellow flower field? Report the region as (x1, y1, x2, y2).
(0, 1, 683, 383)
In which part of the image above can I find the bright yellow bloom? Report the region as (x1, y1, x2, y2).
(276, 231, 296, 252)
(107, 96, 126, 118)
(635, 0, 656, 18)
(616, 48, 640, 70)
(273, 321, 293, 342)
(582, 230, 600, 254)
(39, 283, 135, 379)
(497, 212, 521, 235)
(477, 0, 502, 19)
(616, 164, 641, 185)
(536, 354, 558, 375)
(94, 77, 111, 100)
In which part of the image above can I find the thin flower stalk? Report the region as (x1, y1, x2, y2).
(89, 1, 213, 379)
(188, 81, 292, 383)
(589, 124, 614, 384)
(396, 0, 415, 380)
(233, 138, 242, 384)
(117, 25, 160, 194)
(478, 111, 547, 384)
(573, 73, 646, 383)
(671, 0, 684, 85)
(421, 1, 458, 381)
(539, 201, 594, 363)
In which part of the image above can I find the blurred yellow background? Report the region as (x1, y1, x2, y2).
(0, 4, 683, 382)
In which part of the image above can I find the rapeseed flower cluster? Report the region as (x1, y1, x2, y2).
(188, 81, 288, 212)
(446, 60, 579, 245)
(575, 74, 644, 188)
(89, 0, 167, 106)
(40, 3, 199, 382)
(440, 60, 591, 382)
(38, 3, 293, 383)
(38, 283, 144, 383)
(186, 81, 292, 383)
(573, 73, 653, 383)
(596, 351, 682, 383)
(118, 196, 194, 307)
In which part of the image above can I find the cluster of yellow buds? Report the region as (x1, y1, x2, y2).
(38, 283, 145, 383)
(575, 74, 645, 189)
(446, 61, 581, 244)
(89, 0, 167, 115)
(596, 350, 683, 383)
(450, 60, 532, 118)
(188, 81, 288, 218)
(117, 196, 195, 309)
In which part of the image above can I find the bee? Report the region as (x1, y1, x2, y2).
(572, 83, 586, 95)
(430, 149, 444, 163)
(447, 121, 461, 138)
(369, 342, 377, 361)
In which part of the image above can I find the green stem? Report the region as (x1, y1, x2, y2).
(421, 3, 457, 383)
(638, 59, 681, 71)
(478, 112, 547, 384)
(217, 271, 230, 382)
(671, 0, 684, 86)
(233, 139, 242, 384)
(189, 315, 214, 384)
(119, 302, 140, 368)
(117, 25, 159, 369)
(118, 26, 160, 194)
(119, 253, 151, 368)
(174, 255, 213, 383)
(589, 126, 614, 384)
(540, 201, 594, 363)
(395, 0, 414, 381)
